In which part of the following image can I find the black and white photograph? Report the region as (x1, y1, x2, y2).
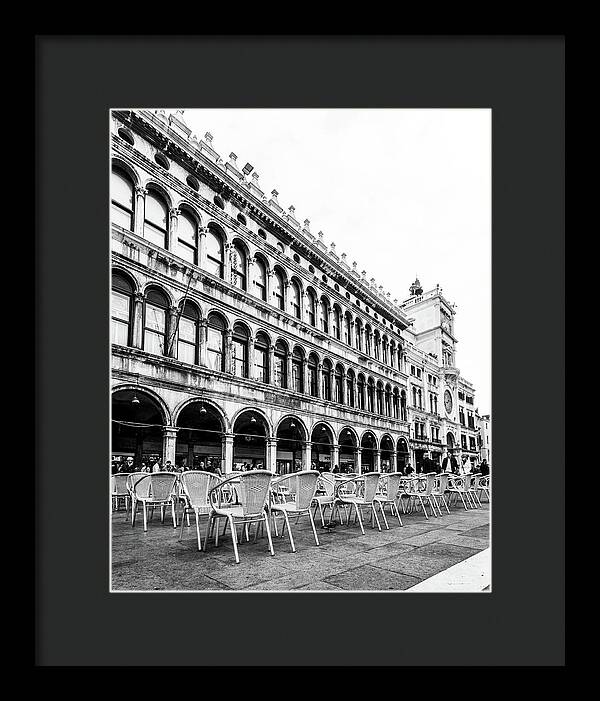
(110, 107, 492, 592)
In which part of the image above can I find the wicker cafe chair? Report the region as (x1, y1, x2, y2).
(205, 470, 275, 564)
(476, 474, 491, 503)
(373, 473, 405, 527)
(178, 471, 222, 551)
(446, 474, 476, 511)
(111, 473, 132, 519)
(431, 473, 451, 515)
(312, 473, 337, 527)
(131, 473, 178, 532)
(126, 473, 151, 525)
(330, 472, 384, 535)
(270, 470, 321, 552)
(403, 473, 438, 519)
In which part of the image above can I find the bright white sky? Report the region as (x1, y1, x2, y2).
(181, 109, 491, 415)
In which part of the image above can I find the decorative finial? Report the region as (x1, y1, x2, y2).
(204, 132, 213, 144)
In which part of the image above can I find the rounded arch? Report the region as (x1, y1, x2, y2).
(272, 263, 288, 282)
(142, 283, 173, 307)
(338, 425, 359, 446)
(292, 344, 305, 359)
(360, 430, 379, 449)
(380, 433, 394, 450)
(206, 220, 229, 246)
(397, 436, 410, 453)
(111, 266, 138, 294)
(177, 297, 202, 320)
(143, 180, 173, 209)
(177, 201, 203, 228)
(307, 349, 320, 365)
(205, 308, 230, 330)
(111, 157, 140, 187)
(253, 251, 271, 274)
(172, 396, 228, 432)
(230, 235, 251, 259)
(231, 406, 273, 437)
(231, 318, 252, 338)
(275, 414, 308, 441)
(254, 328, 273, 346)
(111, 384, 172, 426)
(311, 421, 335, 443)
(274, 336, 289, 352)
(289, 275, 304, 295)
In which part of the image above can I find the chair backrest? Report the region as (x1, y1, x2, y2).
(127, 473, 151, 497)
(236, 470, 273, 516)
(317, 472, 336, 497)
(280, 470, 320, 510)
(382, 473, 404, 500)
(418, 473, 436, 495)
(463, 474, 473, 491)
(137, 473, 177, 501)
(181, 471, 221, 509)
(435, 473, 449, 493)
(112, 473, 131, 496)
(362, 472, 383, 502)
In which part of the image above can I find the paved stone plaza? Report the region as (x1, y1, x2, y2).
(112, 498, 490, 591)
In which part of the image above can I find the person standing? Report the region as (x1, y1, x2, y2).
(405, 462, 414, 476)
(480, 459, 490, 476)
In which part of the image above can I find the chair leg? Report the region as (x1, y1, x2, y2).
(195, 510, 203, 551)
(354, 504, 365, 535)
(215, 517, 221, 547)
(131, 498, 137, 527)
(203, 516, 214, 552)
(143, 502, 148, 532)
(263, 513, 275, 556)
(229, 516, 240, 564)
(308, 508, 320, 546)
(283, 511, 295, 553)
(378, 501, 390, 530)
(171, 500, 177, 527)
(441, 494, 451, 514)
(371, 503, 382, 531)
(418, 496, 428, 520)
(178, 507, 186, 541)
(393, 501, 403, 526)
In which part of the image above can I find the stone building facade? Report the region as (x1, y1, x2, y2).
(110, 109, 483, 475)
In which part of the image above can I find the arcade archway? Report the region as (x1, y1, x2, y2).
(380, 434, 394, 473)
(233, 410, 268, 470)
(175, 401, 224, 472)
(361, 431, 377, 473)
(311, 422, 334, 472)
(276, 416, 306, 475)
(338, 427, 358, 473)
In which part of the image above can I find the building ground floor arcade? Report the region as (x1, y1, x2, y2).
(111, 382, 416, 475)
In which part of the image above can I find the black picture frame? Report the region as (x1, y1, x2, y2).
(35, 35, 565, 666)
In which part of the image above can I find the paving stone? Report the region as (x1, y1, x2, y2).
(437, 533, 489, 551)
(294, 580, 345, 591)
(323, 564, 420, 591)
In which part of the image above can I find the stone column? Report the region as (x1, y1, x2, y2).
(222, 433, 235, 474)
(355, 448, 362, 475)
(167, 305, 179, 357)
(224, 242, 233, 285)
(302, 358, 308, 395)
(332, 444, 340, 471)
(391, 451, 398, 473)
(266, 437, 278, 473)
(162, 426, 178, 466)
(199, 319, 208, 367)
(374, 449, 381, 472)
(268, 344, 275, 385)
(317, 362, 323, 399)
(248, 334, 255, 381)
(225, 328, 234, 373)
(329, 367, 334, 402)
(340, 369, 346, 405)
(132, 292, 145, 349)
(286, 350, 293, 391)
(168, 207, 179, 252)
(198, 228, 208, 271)
(302, 441, 312, 471)
(134, 186, 147, 237)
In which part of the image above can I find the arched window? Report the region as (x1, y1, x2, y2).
(111, 167, 134, 230)
(322, 359, 332, 401)
(232, 323, 249, 378)
(332, 306, 342, 340)
(344, 313, 352, 345)
(401, 390, 407, 421)
(346, 369, 355, 408)
(412, 387, 418, 407)
(274, 340, 287, 388)
(177, 302, 200, 365)
(374, 330, 381, 360)
(376, 381, 384, 415)
(382, 337, 389, 365)
(355, 319, 363, 351)
(290, 280, 301, 319)
(306, 290, 317, 326)
(320, 298, 329, 334)
(393, 388, 400, 419)
(111, 272, 133, 346)
(389, 341, 396, 369)
(292, 347, 304, 393)
(144, 190, 168, 248)
(230, 242, 247, 290)
(254, 333, 269, 383)
(273, 269, 285, 310)
(367, 377, 375, 413)
(334, 364, 344, 404)
(253, 257, 267, 301)
(144, 288, 168, 356)
(385, 384, 392, 417)
(308, 353, 318, 397)
(207, 313, 226, 371)
(206, 225, 224, 278)
(357, 374, 365, 410)
(365, 325, 372, 356)
(177, 210, 198, 264)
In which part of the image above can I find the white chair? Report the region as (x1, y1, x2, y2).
(126, 473, 150, 525)
(447, 474, 476, 510)
(270, 470, 321, 552)
(177, 471, 222, 550)
(311, 472, 337, 527)
(402, 473, 438, 519)
(374, 473, 405, 527)
(330, 472, 384, 535)
(131, 473, 178, 532)
(476, 474, 491, 502)
(205, 470, 275, 564)
(431, 473, 451, 515)
(111, 473, 132, 518)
